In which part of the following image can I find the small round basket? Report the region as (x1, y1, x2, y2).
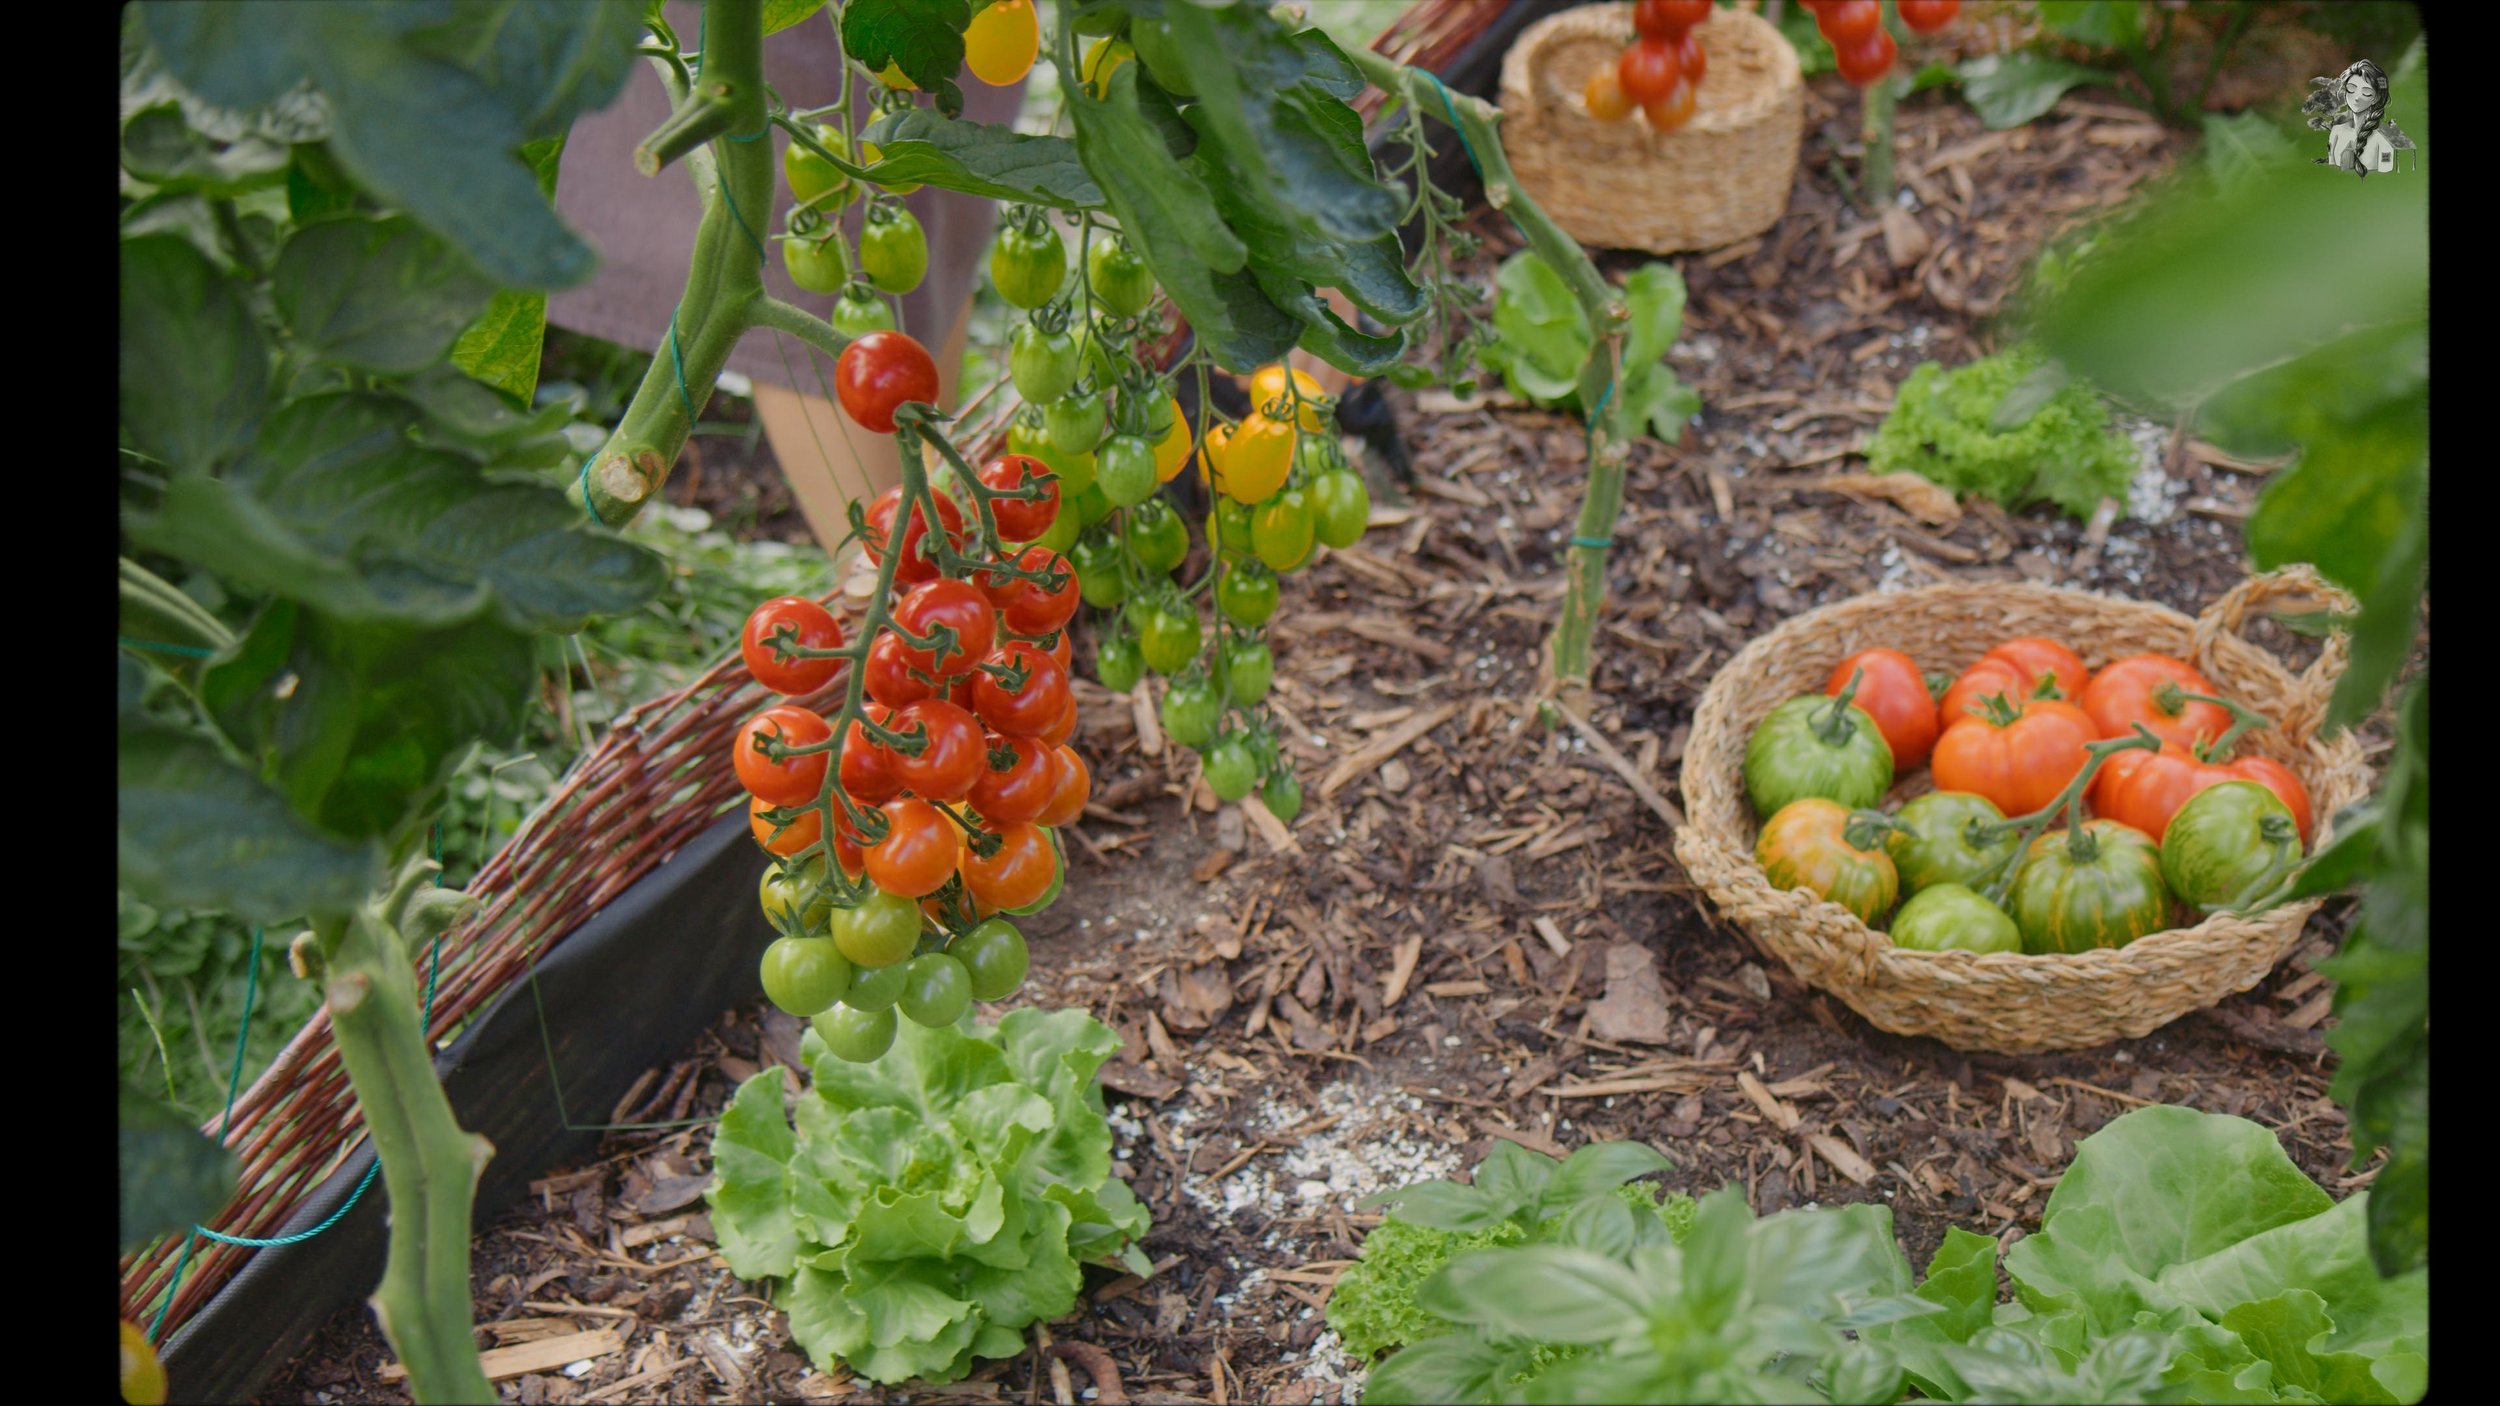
(1498, 3, 1803, 254)
(1672, 569, 2372, 1054)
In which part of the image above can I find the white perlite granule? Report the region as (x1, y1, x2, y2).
(2120, 416, 2186, 526)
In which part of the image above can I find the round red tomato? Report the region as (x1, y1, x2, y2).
(891, 578, 996, 679)
(740, 596, 843, 694)
(1930, 697, 2096, 818)
(1617, 37, 1683, 106)
(969, 733, 1056, 826)
(978, 453, 1060, 542)
(734, 705, 832, 806)
(960, 821, 1056, 910)
(840, 704, 904, 803)
(1633, 0, 1709, 39)
(1939, 638, 2090, 730)
(2077, 655, 2232, 751)
(1642, 78, 1696, 132)
(889, 698, 986, 801)
(750, 794, 823, 857)
(2092, 744, 2314, 846)
(835, 331, 941, 435)
(1826, 648, 1940, 770)
(979, 546, 1080, 636)
(865, 797, 959, 897)
(864, 486, 966, 584)
(1817, 0, 1880, 42)
(972, 642, 1070, 737)
(1833, 25, 1897, 84)
(1038, 689, 1079, 748)
(1036, 744, 1091, 827)
(864, 630, 940, 707)
(1899, 0, 1960, 33)
(1678, 30, 1707, 87)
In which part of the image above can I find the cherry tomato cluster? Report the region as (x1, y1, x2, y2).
(1587, 0, 1713, 132)
(734, 325, 1100, 1064)
(1742, 635, 2313, 958)
(1799, 0, 1958, 88)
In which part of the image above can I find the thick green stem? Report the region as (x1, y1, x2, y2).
(121, 556, 235, 659)
(1862, 71, 1896, 209)
(320, 893, 494, 1405)
(1347, 46, 1633, 700)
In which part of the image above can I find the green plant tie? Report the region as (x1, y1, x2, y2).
(144, 828, 454, 1342)
(118, 637, 217, 658)
(576, 458, 606, 526)
(1419, 69, 1484, 178)
(1569, 535, 1614, 549)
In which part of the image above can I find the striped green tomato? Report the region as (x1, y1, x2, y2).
(1755, 797, 1897, 926)
(2007, 820, 2172, 954)
(2160, 781, 2303, 913)
(1887, 882, 2021, 954)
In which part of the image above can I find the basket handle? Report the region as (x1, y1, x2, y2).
(2187, 566, 2359, 744)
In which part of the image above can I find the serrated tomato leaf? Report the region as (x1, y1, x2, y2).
(118, 717, 383, 923)
(120, 235, 270, 474)
(842, 0, 969, 94)
(859, 108, 1102, 210)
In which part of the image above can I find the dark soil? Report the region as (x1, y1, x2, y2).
(258, 68, 2386, 1406)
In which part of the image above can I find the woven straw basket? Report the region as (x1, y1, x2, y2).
(1499, 3, 1802, 254)
(1672, 569, 2373, 1054)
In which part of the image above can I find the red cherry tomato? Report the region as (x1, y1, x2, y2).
(959, 821, 1056, 910)
(969, 733, 1056, 826)
(1642, 79, 1697, 132)
(891, 578, 997, 679)
(1038, 688, 1079, 748)
(1678, 30, 1707, 87)
(979, 546, 1080, 635)
(740, 596, 843, 694)
(971, 642, 1071, 738)
(840, 703, 904, 803)
(864, 629, 940, 707)
(1833, 25, 1897, 85)
(733, 705, 832, 806)
(835, 330, 942, 435)
(889, 698, 986, 801)
(978, 453, 1060, 543)
(1616, 37, 1683, 107)
(1818, 0, 1880, 42)
(864, 486, 966, 584)
(750, 794, 822, 857)
(1899, 0, 1960, 33)
(1632, 0, 1708, 40)
(1035, 744, 1091, 827)
(865, 797, 959, 897)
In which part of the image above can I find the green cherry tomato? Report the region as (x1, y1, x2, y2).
(1251, 489, 1316, 572)
(1126, 497, 1188, 576)
(815, 1002, 898, 1062)
(830, 887, 924, 968)
(783, 123, 854, 208)
(1755, 798, 1899, 927)
(897, 952, 973, 1026)
(1888, 882, 2022, 955)
(2161, 781, 2304, 913)
(1137, 388, 1178, 439)
(1025, 506, 1082, 558)
(1885, 791, 2018, 897)
(831, 284, 896, 338)
(1138, 598, 1203, 675)
(1069, 531, 1128, 608)
(1262, 767, 1304, 823)
(1010, 320, 1082, 404)
(1095, 629, 1146, 693)
(1161, 673, 1222, 749)
(1217, 560, 1279, 626)
(1216, 636, 1273, 706)
(1214, 498, 1256, 558)
(1129, 18, 1196, 96)
(1045, 388, 1108, 456)
(1065, 478, 1111, 528)
(954, 919, 1031, 1000)
(759, 857, 832, 933)
(1308, 468, 1371, 549)
(990, 214, 1066, 309)
(860, 205, 929, 294)
(1204, 732, 1258, 802)
(782, 229, 852, 295)
(760, 936, 855, 1017)
(841, 958, 910, 1013)
(2007, 819, 2174, 955)
(1085, 234, 1157, 318)
(1742, 692, 1894, 821)
(1097, 434, 1159, 508)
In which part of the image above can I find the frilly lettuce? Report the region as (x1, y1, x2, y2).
(705, 1007, 1151, 1386)
(1867, 342, 2138, 520)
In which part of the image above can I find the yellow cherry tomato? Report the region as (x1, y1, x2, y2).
(1082, 37, 1135, 100)
(856, 140, 922, 195)
(965, 0, 1040, 87)
(1215, 413, 1295, 504)
(1198, 420, 1234, 491)
(1247, 364, 1328, 432)
(1153, 395, 1193, 483)
(121, 1321, 168, 1406)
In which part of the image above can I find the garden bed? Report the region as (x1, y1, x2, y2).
(259, 72, 2390, 1406)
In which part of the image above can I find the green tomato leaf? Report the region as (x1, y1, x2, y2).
(2201, 111, 2303, 195)
(274, 215, 499, 375)
(841, 0, 969, 94)
(120, 103, 293, 195)
(117, 717, 383, 923)
(120, 235, 270, 474)
(448, 135, 567, 405)
(119, 1092, 240, 1254)
(859, 108, 1104, 210)
(763, 0, 828, 36)
(1618, 262, 1688, 370)
(1955, 53, 2108, 130)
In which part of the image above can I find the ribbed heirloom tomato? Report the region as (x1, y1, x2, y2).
(2091, 742, 2313, 845)
(734, 705, 832, 806)
(889, 698, 985, 801)
(834, 331, 940, 434)
(2007, 820, 2173, 954)
(1755, 798, 1898, 926)
(2077, 655, 2232, 750)
(1884, 791, 2017, 897)
(741, 596, 842, 694)
(1825, 648, 1939, 769)
(1938, 637, 2091, 729)
(1930, 694, 2095, 817)
(2161, 781, 2304, 913)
